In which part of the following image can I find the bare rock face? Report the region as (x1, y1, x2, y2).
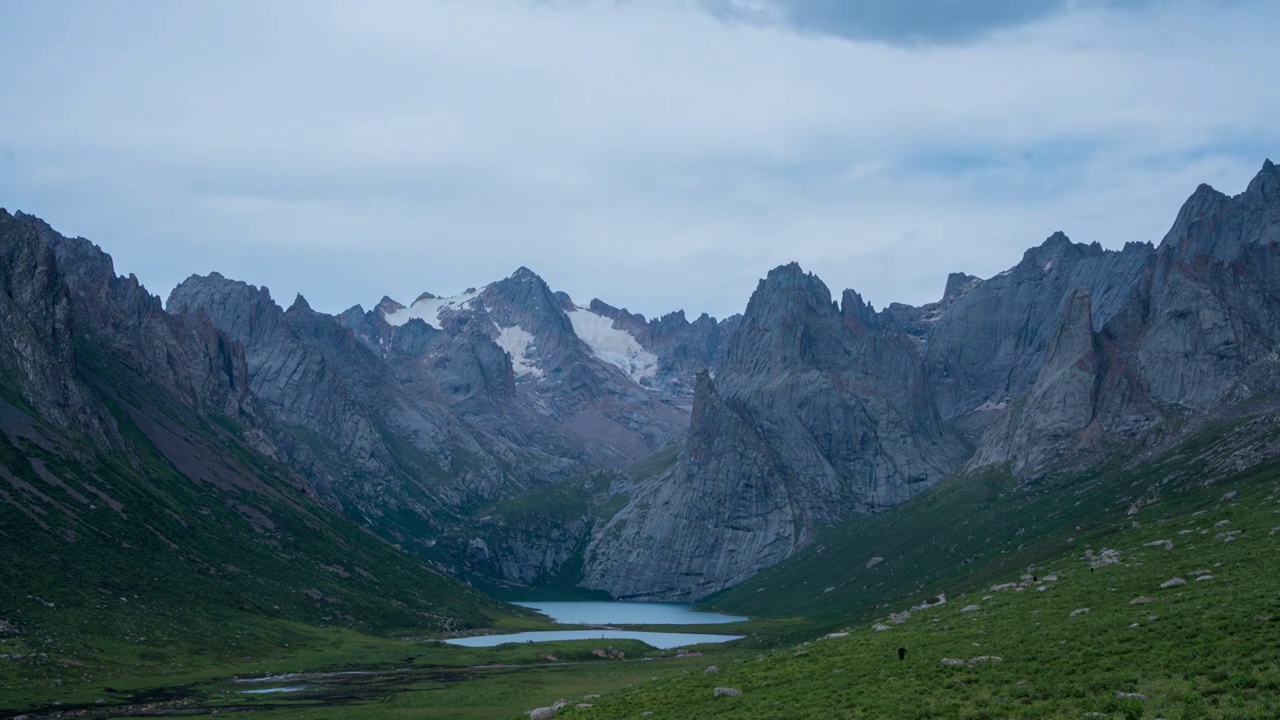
(582, 371, 803, 599)
(583, 264, 967, 600)
(1, 211, 255, 447)
(969, 160, 1280, 473)
(0, 211, 107, 440)
(910, 232, 1154, 430)
(168, 272, 507, 523)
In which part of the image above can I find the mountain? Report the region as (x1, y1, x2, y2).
(166, 262, 739, 590)
(576, 159, 1280, 600)
(5, 159, 1279, 612)
(0, 209, 513, 688)
(581, 264, 968, 599)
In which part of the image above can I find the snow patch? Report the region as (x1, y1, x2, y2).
(971, 398, 1009, 413)
(567, 309, 657, 382)
(382, 289, 481, 329)
(494, 324, 542, 378)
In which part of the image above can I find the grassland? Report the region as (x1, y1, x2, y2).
(548, 435, 1280, 718)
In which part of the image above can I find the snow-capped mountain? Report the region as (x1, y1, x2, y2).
(354, 267, 737, 403)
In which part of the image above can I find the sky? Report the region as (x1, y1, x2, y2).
(1, 1, 1277, 321)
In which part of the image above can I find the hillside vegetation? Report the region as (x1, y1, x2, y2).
(0, 348, 518, 712)
(544, 430, 1280, 718)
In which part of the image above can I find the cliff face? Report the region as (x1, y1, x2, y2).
(969, 161, 1280, 473)
(0, 210, 106, 440)
(583, 265, 968, 600)
(1, 211, 256, 447)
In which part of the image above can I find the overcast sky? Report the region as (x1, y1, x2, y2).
(2, 1, 1277, 320)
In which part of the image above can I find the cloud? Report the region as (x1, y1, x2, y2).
(0, 0, 1276, 320)
(699, 0, 1069, 44)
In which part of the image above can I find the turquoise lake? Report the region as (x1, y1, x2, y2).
(513, 601, 748, 625)
(442, 601, 748, 648)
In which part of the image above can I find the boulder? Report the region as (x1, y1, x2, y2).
(1160, 577, 1187, 589)
(967, 656, 1002, 665)
(714, 687, 743, 697)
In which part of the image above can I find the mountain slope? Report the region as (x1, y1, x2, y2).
(0, 210, 514, 703)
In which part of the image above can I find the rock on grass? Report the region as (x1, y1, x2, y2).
(714, 687, 742, 697)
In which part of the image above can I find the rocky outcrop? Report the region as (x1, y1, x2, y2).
(0, 210, 108, 441)
(0, 211, 255, 447)
(583, 264, 968, 599)
(582, 371, 802, 599)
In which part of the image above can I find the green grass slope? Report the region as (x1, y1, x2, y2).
(0, 350, 519, 711)
(705, 417, 1280, 635)
(550, 445, 1280, 718)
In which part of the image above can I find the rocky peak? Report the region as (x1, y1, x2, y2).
(484, 267, 576, 340)
(840, 289, 879, 332)
(1160, 183, 1229, 250)
(377, 296, 405, 315)
(167, 273, 287, 347)
(942, 272, 981, 302)
(509, 266, 541, 283)
(552, 290, 575, 311)
(1245, 158, 1279, 202)
(288, 293, 312, 313)
(689, 368, 716, 426)
(588, 298, 646, 325)
(725, 262, 844, 374)
(1019, 232, 1103, 272)
(1158, 160, 1280, 260)
(3, 213, 256, 435)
